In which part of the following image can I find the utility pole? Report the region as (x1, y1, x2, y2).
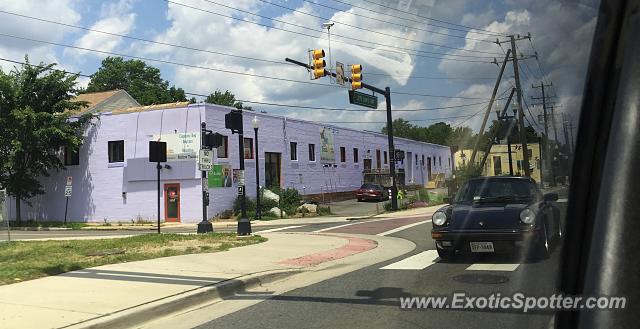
(510, 35, 531, 177)
(285, 57, 399, 210)
(469, 49, 511, 166)
(532, 81, 555, 186)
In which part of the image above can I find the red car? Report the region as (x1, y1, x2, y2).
(356, 183, 388, 202)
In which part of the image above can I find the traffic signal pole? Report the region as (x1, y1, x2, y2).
(285, 57, 398, 210)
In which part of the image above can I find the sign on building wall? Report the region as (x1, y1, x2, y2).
(208, 164, 232, 188)
(152, 132, 199, 162)
(320, 127, 335, 163)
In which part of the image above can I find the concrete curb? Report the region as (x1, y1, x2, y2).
(9, 227, 73, 231)
(70, 269, 301, 329)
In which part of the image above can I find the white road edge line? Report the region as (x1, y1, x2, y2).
(255, 225, 304, 233)
(377, 220, 431, 236)
(312, 223, 355, 233)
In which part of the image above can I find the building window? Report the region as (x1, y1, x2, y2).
(217, 136, 228, 158)
(353, 148, 359, 163)
(243, 138, 253, 159)
(383, 151, 388, 164)
(439, 156, 442, 167)
(415, 154, 418, 164)
(63, 146, 79, 166)
(108, 140, 124, 163)
(421, 154, 425, 166)
(308, 143, 315, 161)
(290, 142, 297, 161)
(376, 150, 381, 168)
(340, 147, 346, 163)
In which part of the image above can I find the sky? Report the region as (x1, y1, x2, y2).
(0, 0, 600, 143)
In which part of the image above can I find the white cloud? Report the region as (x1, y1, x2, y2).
(0, 0, 80, 71)
(71, 0, 136, 57)
(438, 1, 598, 132)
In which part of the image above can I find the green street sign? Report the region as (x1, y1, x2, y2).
(348, 90, 378, 109)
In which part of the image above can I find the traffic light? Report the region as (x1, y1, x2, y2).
(204, 132, 223, 149)
(311, 49, 326, 79)
(351, 64, 362, 90)
(225, 109, 243, 133)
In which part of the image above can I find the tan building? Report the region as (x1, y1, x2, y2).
(453, 143, 542, 183)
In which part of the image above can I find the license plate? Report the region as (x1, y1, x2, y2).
(470, 242, 494, 253)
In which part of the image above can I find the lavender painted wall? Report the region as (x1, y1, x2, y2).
(8, 103, 452, 223)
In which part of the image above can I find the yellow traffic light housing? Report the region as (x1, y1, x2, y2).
(311, 49, 326, 79)
(351, 64, 362, 90)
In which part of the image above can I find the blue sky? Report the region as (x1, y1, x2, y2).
(0, 0, 599, 141)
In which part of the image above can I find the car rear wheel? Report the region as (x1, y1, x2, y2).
(357, 198, 362, 202)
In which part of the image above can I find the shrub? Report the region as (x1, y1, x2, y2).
(317, 205, 332, 216)
(417, 188, 430, 202)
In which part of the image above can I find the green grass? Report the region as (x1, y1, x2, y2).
(0, 233, 266, 285)
(8, 221, 86, 230)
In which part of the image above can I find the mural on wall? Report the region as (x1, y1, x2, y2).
(208, 164, 232, 188)
(152, 132, 199, 161)
(320, 127, 335, 164)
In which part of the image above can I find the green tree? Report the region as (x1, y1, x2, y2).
(424, 122, 453, 145)
(381, 118, 418, 140)
(86, 57, 187, 105)
(0, 58, 91, 221)
(205, 90, 253, 111)
(446, 126, 475, 148)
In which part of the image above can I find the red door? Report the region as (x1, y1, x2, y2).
(164, 183, 180, 222)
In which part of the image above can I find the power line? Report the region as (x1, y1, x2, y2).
(0, 57, 493, 113)
(322, 114, 472, 124)
(318, 0, 505, 36)
(255, 0, 495, 44)
(167, 0, 502, 57)
(185, 0, 497, 60)
(0, 32, 498, 100)
(0, 10, 497, 82)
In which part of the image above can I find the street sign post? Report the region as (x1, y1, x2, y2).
(335, 62, 345, 86)
(348, 90, 378, 109)
(198, 149, 213, 171)
(63, 179, 72, 224)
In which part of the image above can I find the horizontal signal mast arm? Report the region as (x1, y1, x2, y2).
(285, 57, 387, 95)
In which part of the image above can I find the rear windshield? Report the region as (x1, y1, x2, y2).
(360, 184, 379, 189)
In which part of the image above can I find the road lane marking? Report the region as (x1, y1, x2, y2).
(313, 223, 356, 233)
(380, 250, 440, 270)
(465, 263, 520, 271)
(255, 225, 304, 233)
(377, 220, 431, 236)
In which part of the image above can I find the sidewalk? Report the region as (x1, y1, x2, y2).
(0, 232, 413, 329)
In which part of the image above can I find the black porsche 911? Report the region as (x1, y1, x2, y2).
(431, 176, 561, 260)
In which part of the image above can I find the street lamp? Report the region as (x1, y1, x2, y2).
(252, 116, 261, 220)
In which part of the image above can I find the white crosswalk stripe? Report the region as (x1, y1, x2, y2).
(465, 263, 520, 271)
(380, 250, 440, 270)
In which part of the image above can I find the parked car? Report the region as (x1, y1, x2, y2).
(356, 183, 388, 202)
(431, 176, 561, 260)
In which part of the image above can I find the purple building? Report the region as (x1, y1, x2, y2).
(6, 101, 452, 223)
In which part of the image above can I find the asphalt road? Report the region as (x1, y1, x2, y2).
(191, 204, 567, 329)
